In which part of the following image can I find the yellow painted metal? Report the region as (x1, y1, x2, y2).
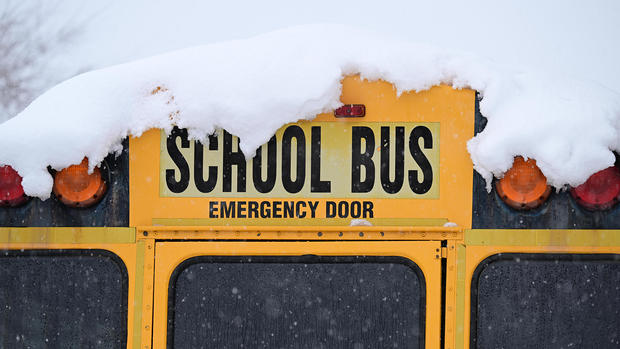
(444, 241, 458, 349)
(140, 239, 156, 349)
(138, 225, 463, 241)
(455, 243, 467, 349)
(0, 241, 138, 349)
(151, 241, 443, 349)
(459, 229, 620, 348)
(152, 217, 448, 226)
(465, 229, 620, 247)
(130, 76, 476, 228)
(0, 227, 135, 244)
(132, 241, 146, 349)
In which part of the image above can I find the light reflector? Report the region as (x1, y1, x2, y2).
(334, 104, 365, 117)
(570, 166, 620, 210)
(496, 156, 551, 210)
(0, 165, 29, 207)
(53, 158, 107, 208)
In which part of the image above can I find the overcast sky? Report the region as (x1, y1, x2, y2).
(46, 0, 620, 91)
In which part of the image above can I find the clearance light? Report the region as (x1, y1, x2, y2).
(0, 165, 29, 207)
(53, 158, 107, 208)
(570, 166, 620, 210)
(496, 156, 551, 210)
(334, 104, 365, 117)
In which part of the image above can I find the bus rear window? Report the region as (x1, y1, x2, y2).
(0, 249, 128, 348)
(471, 254, 620, 348)
(168, 256, 425, 348)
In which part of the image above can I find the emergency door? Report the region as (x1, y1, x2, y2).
(152, 240, 442, 349)
(460, 229, 620, 349)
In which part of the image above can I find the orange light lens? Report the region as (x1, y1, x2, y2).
(495, 156, 551, 210)
(52, 158, 107, 207)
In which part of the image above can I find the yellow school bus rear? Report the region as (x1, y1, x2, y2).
(130, 75, 474, 348)
(1, 75, 619, 349)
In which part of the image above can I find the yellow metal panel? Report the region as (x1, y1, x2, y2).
(130, 76, 475, 228)
(444, 242, 458, 349)
(152, 217, 448, 226)
(151, 241, 442, 349)
(455, 244, 466, 349)
(0, 243, 138, 349)
(0, 227, 135, 245)
(138, 225, 463, 241)
(140, 239, 156, 349)
(132, 241, 145, 349)
(465, 229, 620, 247)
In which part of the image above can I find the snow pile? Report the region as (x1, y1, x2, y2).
(0, 24, 619, 198)
(350, 219, 373, 227)
(468, 70, 620, 190)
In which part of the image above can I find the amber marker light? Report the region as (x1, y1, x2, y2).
(0, 165, 30, 207)
(53, 158, 107, 208)
(495, 156, 551, 210)
(570, 166, 620, 211)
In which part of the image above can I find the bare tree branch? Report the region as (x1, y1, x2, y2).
(0, 1, 89, 122)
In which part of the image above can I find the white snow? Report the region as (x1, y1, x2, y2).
(350, 219, 373, 227)
(0, 24, 619, 198)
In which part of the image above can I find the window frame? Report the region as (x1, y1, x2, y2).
(461, 229, 620, 349)
(0, 248, 130, 348)
(167, 255, 426, 349)
(152, 240, 443, 348)
(469, 252, 620, 349)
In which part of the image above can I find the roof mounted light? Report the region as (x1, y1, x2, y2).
(495, 156, 551, 210)
(53, 158, 107, 208)
(570, 166, 620, 210)
(0, 165, 30, 207)
(334, 104, 365, 118)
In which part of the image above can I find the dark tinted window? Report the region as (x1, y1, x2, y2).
(169, 256, 425, 349)
(471, 254, 620, 349)
(0, 250, 128, 348)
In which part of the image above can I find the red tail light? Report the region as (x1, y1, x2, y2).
(0, 165, 30, 207)
(570, 166, 620, 210)
(334, 104, 365, 117)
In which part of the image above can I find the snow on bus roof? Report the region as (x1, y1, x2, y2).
(0, 24, 619, 199)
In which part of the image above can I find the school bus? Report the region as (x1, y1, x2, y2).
(1, 76, 618, 348)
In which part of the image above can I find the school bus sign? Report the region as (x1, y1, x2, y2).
(130, 76, 475, 227)
(160, 121, 439, 220)
(162, 122, 439, 198)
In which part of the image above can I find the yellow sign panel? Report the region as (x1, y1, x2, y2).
(160, 122, 439, 199)
(130, 76, 476, 227)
